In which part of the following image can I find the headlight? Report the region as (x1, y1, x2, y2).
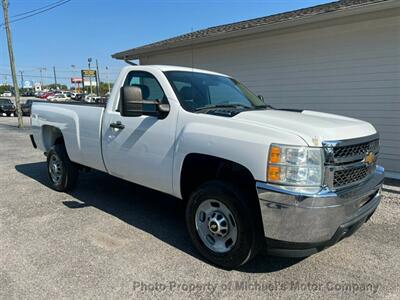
(267, 144, 323, 186)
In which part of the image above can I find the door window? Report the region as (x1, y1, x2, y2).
(124, 71, 167, 103)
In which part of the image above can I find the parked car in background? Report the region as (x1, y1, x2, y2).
(97, 96, 108, 105)
(38, 92, 52, 99)
(84, 93, 101, 103)
(35, 91, 44, 98)
(1, 91, 12, 97)
(61, 91, 71, 97)
(75, 93, 87, 101)
(48, 94, 70, 102)
(21, 99, 46, 116)
(22, 90, 35, 97)
(0, 98, 16, 116)
(45, 93, 56, 100)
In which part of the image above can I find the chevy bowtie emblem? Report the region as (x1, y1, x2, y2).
(364, 151, 376, 165)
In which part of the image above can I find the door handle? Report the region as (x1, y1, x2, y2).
(110, 121, 125, 130)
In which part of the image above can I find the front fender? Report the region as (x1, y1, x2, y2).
(172, 114, 306, 198)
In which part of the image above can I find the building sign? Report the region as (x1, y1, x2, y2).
(81, 69, 98, 88)
(81, 69, 96, 78)
(23, 80, 33, 89)
(71, 77, 83, 84)
(34, 82, 42, 92)
(83, 79, 97, 87)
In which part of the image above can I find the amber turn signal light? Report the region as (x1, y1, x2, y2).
(269, 146, 281, 163)
(268, 166, 281, 182)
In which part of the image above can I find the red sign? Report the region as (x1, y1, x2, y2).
(71, 77, 83, 84)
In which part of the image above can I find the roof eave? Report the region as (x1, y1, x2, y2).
(112, 0, 398, 60)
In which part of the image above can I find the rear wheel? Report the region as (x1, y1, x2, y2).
(186, 180, 261, 269)
(47, 144, 78, 192)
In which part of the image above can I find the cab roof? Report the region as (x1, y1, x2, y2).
(122, 65, 230, 77)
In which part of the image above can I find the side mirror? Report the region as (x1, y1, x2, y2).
(258, 95, 265, 102)
(120, 86, 170, 118)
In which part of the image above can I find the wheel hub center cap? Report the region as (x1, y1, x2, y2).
(208, 212, 229, 237)
(209, 221, 218, 232)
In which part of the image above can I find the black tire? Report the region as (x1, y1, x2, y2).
(186, 180, 262, 269)
(47, 143, 78, 192)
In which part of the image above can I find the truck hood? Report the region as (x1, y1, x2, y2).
(233, 109, 376, 146)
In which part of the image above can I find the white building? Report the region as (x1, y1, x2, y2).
(113, 0, 400, 178)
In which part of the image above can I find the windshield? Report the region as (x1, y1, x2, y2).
(0, 99, 12, 105)
(164, 71, 265, 112)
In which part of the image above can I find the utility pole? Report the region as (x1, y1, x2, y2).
(53, 66, 57, 89)
(19, 70, 24, 88)
(2, 0, 23, 127)
(71, 64, 79, 92)
(88, 58, 93, 95)
(105, 66, 111, 93)
(39, 68, 43, 86)
(95, 59, 100, 96)
(39, 67, 46, 89)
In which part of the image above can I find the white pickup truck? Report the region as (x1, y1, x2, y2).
(30, 65, 384, 269)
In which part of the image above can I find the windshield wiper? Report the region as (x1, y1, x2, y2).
(195, 103, 252, 111)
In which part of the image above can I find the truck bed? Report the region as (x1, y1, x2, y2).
(31, 101, 107, 172)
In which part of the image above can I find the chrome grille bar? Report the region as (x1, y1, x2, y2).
(323, 133, 379, 190)
(322, 133, 379, 164)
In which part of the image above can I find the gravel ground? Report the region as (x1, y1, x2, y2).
(0, 116, 399, 299)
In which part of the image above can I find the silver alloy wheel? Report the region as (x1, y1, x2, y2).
(195, 199, 238, 253)
(49, 153, 63, 185)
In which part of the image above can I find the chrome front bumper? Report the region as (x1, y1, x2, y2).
(256, 166, 384, 255)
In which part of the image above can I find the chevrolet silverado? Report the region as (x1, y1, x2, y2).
(30, 65, 384, 269)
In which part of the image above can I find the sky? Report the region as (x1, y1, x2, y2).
(0, 0, 332, 86)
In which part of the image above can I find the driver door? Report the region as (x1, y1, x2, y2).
(102, 70, 177, 194)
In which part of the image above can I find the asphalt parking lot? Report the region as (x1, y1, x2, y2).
(1, 116, 399, 299)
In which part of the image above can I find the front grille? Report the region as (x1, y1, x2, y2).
(333, 140, 378, 162)
(333, 165, 371, 188)
(323, 134, 379, 189)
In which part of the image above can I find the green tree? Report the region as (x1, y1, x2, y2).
(0, 84, 13, 95)
(44, 83, 68, 90)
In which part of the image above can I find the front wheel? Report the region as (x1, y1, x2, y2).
(47, 144, 78, 192)
(186, 180, 261, 269)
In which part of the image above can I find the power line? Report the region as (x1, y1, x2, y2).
(0, 72, 73, 80)
(8, 0, 72, 25)
(0, 72, 116, 81)
(0, 65, 121, 73)
(10, 0, 67, 19)
(0, 0, 72, 27)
